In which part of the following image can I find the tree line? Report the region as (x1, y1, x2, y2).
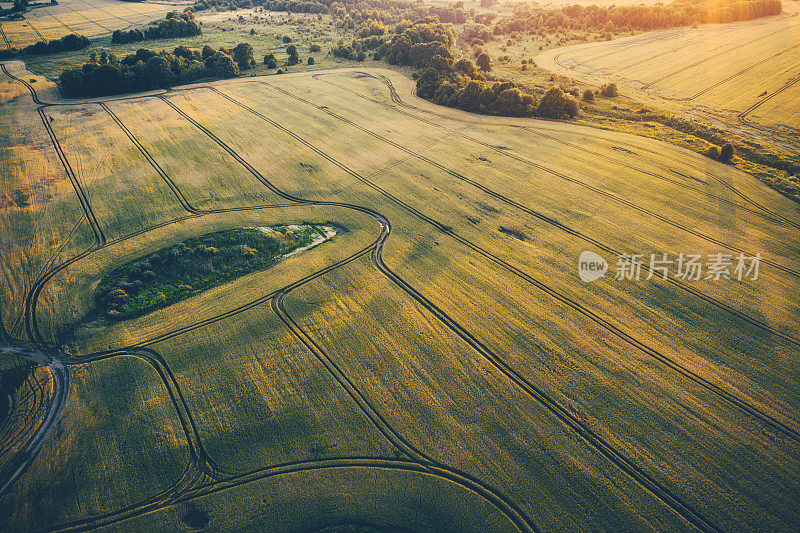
(192, 0, 467, 26)
(58, 43, 255, 97)
(374, 21, 577, 119)
(0, 33, 89, 60)
(112, 11, 202, 44)
(493, 0, 782, 35)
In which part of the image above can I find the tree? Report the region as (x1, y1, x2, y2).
(202, 45, 215, 60)
(600, 83, 618, 97)
(357, 50, 366, 61)
(147, 56, 173, 88)
(537, 87, 578, 118)
(174, 45, 194, 60)
(719, 143, 735, 163)
(90, 63, 126, 95)
(232, 43, 255, 70)
(210, 51, 239, 78)
(59, 67, 86, 97)
(286, 44, 299, 65)
(476, 52, 491, 72)
(307, 56, 315, 65)
(454, 58, 478, 78)
(458, 80, 485, 112)
(707, 146, 720, 160)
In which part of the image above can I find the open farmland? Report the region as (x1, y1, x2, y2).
(536, 3, 800, 144)
(0, 0, 181, 49)
(0, 60, 799, 532)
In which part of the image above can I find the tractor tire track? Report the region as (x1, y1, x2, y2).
(236, 80, 800, 354)
(158, 93, 726, 532)
(25, 20, 47, 44)
(188, 85, 800, 446)
(265, 81, 800, 278)
(739, 74, 800, 121)
(47, 457, 536, 533)
(72, 347, 227, 479)
(36, 106, 105, 248)
(0, 24, 10, 49)
(317, 72, 800, 234)
(99, 102, 201, 214)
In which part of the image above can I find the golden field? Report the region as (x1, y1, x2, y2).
(535, 3, 800, 143)
(0, 63, 798, 532)
(0, 0, 178, 49)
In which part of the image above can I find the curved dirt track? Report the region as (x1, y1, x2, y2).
(2, 64, 798, 532)
(0, 64, 539, 533)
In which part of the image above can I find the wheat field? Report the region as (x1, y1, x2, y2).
(536, 3, 800, 141)
(0, 64, 798, 531)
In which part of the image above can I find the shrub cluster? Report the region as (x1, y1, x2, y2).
(58, 44, 252, 97)
(417, 53, 578, 118)
(111, 11, 201, 44)
(708, 143, 736, 162)
(95, 227, 320, 320)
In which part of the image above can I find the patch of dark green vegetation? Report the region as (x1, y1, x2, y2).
(499, 226, 528, 242)
(95, 226, 332, 321)
(111, 11, 201, 44)
(0, 358, 34, 424)
(58, 41, 257, 97)
(312, 523, 414, 533)
(182, 504, 209, 529)
(0, 33, 90, 60)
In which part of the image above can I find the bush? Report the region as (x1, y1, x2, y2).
(282, 35, 292, 43)
(720, 143, 735, 163)
(357, 50, 366, 61)
(232, 42, 255, 70)
(310, 43, 322, 52)
(476, 52, 491, 71)
(582, 89, 594, 102)
(707, 146, 720, 160)
(600, 83, 618, 97)
(537, 87, 579, 119)
(307, 56, 315, 65)
(286, 44, 299, 65)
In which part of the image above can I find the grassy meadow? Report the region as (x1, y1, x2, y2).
(0, 59, 798, 532)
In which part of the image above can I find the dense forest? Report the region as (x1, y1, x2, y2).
(111, 11, 202, 44)
(58, 43, 255, 97)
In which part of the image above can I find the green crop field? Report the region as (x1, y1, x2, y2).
(535, 3, 800, 145)
(1, 57, 799, 533)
